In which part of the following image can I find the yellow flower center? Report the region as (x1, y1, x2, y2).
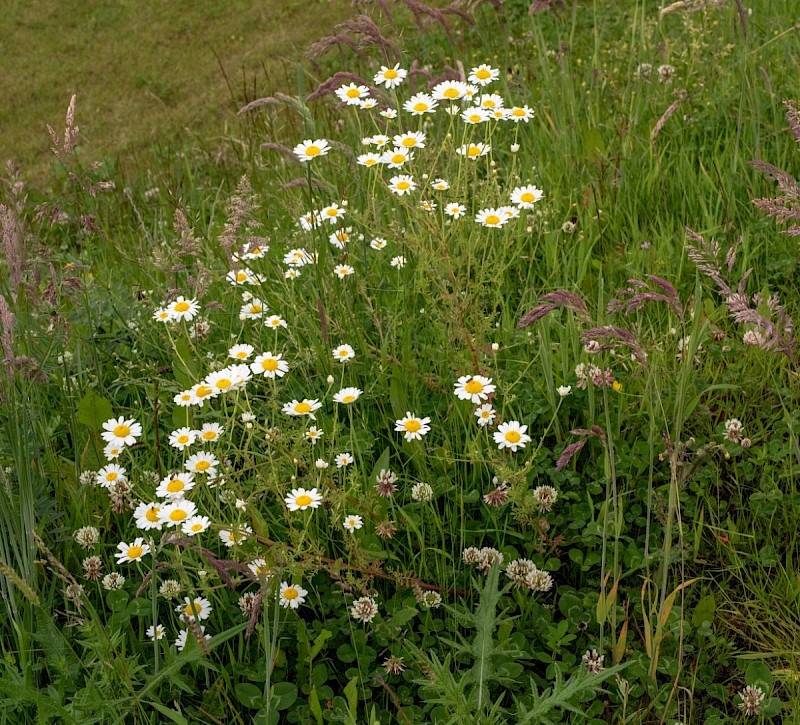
(261, 358, 279, 371)
(305, 145, 321, 156)
(443, 87, 460, 98)
(166, 479, 184, 492)
(236, 272, 247, 282)
(412, 102, 428, 112)
(174, 301, 190, 312)
(396, 181, 410, 190)
(295, 402, 312, 414)
(504, 430, 521, 444)
(127, 545, 143, 559)
(469, 114, 483, 122)
(485, 215, 500, 226)
(404, 419, 421, 433)
(339, 350, 349, 356)
(191, 523, 203, 532)
(465, 380, 484, 394)
(467, 146, 481, 158)
(326, 208, 338, 216)
(342, 395, 356, 403)
(513, 108, 526, 116)
(106, 472, 118, 481)
(250, 305, 262, 313)
(384, 69, 398, 79)
(365, 158, 377, 166)
(113, 424, 130, 438)
(295, 495, 312, 507)
(196, 385, 213, 398)
(177, 435, 189, 444)
(520, 192, 535, 203)
(202, 430, 217, 440)
(170, 509, 188, 521)
(401, 138, 416, 147)
(476, 68, 491, 79)
(195, 460, 211, 471)
(214, 378, 232, 390)
(184, 602, 201, 617)
(391, 154, 405, 164)
(146, 508, 160, 522)
(283, 587, 299, 600)
(482, 99, 496, 108)
(235, 351, 247, 358)
(346, 88, 361, 98)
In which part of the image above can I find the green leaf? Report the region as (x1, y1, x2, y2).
(249, 506, 269, 540)
(309, 629, 332, 660)
(691, 594, 716, 628)
(236, 682, 263, 709)
(272, 682, 298, 710)
(172, 336, 199, 389)
(745, 661, 772, 690)
(146, 701, 189, 724)
(344, 676, 358, 718)
(309, 687, 324, 725)
(386, 606, 418, 629)
(367, 447, 391, 491)
(76, 391, 113, 431)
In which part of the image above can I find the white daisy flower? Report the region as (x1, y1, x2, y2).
(133, 502, 163, 531)
(493, 421, 531, 452)
(219, 527, 251, 547)
(474, 403, 496, 427)
(284, 487, 323, 511)
(305, 426, 323, 444)
(453, 374, 496, 404)
(160, 499, 198, 527)
(332, 344, 355, 362)
(395, 412, 431, 442)
(96, 464, 127, 488)
(264, 315, 288, 330)
(335, 452, 354, 468)
(198, 423, 224, 443)
(403, 93, 438, 115)
(343, 514, 363, 533)
(250, 352, 289, 379)
(293, 139, 330, 162)
(228, 344, 255, 360)
(511, 185, 544, 209)
(335, 83, 370, 105)
(115, 538, 151, 564)
(468, 64, 500, 86)
(387, 175, 416, 196)
(279, 582, 308, 609)
(101, 416, 142, 447)
(177, 596, 212, 622)
(475, 208, 508, 228)
(167, 296, 200, 322)
(168, 427, 196, 451)
(184, 452, 219, 477)
(373, 64, 407, 88)
(456, 142, 491, 159)
(282, 399, 322, 420)
(333, 387, 362, 404)
(181, 515, 210, 536)
(156, 472, 196, 499)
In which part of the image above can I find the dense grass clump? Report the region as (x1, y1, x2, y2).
(1, 1, 800, 723)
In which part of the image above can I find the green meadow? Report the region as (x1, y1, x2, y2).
(1, 1, 800, 722)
